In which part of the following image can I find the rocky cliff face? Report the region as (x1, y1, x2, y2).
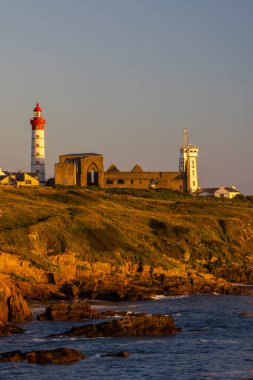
(0, 274, 31, 324)
(0, 250, 250, 303)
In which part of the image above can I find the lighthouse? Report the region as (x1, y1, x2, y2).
(30, 102, 46, 184)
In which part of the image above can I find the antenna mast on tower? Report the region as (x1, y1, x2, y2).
(183, 127, 188, 148)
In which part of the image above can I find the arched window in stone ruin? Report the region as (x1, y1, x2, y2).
(87, 163, 99, 186)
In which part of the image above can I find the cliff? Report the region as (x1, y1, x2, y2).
(0, 187, 253, 302)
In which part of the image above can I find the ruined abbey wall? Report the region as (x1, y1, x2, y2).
(104, 171, 185, 190)
(55, 154, 187, 191)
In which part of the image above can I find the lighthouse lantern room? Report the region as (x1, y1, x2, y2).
(30, 102, 46, 184)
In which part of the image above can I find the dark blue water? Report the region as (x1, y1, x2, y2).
(0, 294, 253, 380)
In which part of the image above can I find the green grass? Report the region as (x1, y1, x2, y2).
(0, 187, 253, 279)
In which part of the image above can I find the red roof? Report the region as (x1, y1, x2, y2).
(34, 102, 42, 112)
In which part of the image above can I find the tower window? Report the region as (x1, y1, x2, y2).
(36, 135, 39, 138)
(192, 181, 196, 186)
(36, 161, 40, 165)
(36, 152, 40, 156)
(192, 170, 195, 176)
(36, 144, 39, 147)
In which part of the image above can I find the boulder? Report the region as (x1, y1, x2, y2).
(7, 295, 31, 322)
(0, 350, 25, 362)
(102, 351, 129, 358)
(26, 348, 86, 364)
(0, 348, 86, 364)
(38, 300, 101, 321)
(0, 322, 23, 336)
(0, 275, 32, 323)
(55, 313, 181, 338)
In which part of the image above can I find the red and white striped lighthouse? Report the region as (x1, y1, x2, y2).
(30, 102, 46, 184)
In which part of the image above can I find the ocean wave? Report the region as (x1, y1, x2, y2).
(200, 369, 253, 378)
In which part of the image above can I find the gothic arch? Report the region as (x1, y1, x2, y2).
(87, 162, 99, 186)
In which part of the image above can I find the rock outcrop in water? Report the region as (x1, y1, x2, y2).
(0, 322, 23, 336)
(102, 351, 129, 358)
(38, 300, 101, 321)
(0, 348, 86, 364)
(55, 313, 181, 338)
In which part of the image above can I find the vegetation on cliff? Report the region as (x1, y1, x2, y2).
(0, 187, 253, 299)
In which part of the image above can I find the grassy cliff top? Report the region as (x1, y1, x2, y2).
(0, 187, 253, 277)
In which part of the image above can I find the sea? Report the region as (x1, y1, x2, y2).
(0, 294, 253, 380)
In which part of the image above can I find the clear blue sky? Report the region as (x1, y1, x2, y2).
(0, 0, 252, 193)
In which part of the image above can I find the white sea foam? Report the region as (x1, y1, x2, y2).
(90, 353, 101, 359)
(150, 295, 166, 300)
(32, 338, 47, 342)
(151, 294, 189, 300)
(51, 338, 65, 341)
(134, 339, 165, 344)
(111, 315, 124, 318)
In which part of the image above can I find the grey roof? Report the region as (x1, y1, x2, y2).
(12, 172, 39, 181)
(62, 153, 102, 157)
(222, 187, 240, 193)
(195, 187, 240, 194)
(195, 188, 219, 194)
(15, 173, 25, 181)
(0, 175, 16, 183)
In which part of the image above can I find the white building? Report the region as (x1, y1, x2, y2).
(195, 186, 241, 199)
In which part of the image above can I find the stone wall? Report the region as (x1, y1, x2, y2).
(55, 153, 187, 191)
(104, 171, 186, 191)
(55, 163, 77, 186)
(55, 154, 104, 187)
